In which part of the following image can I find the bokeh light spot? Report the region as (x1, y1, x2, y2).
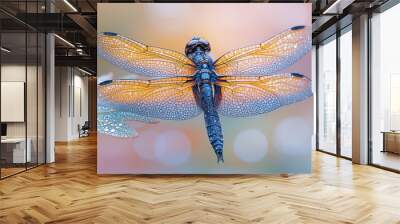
(155, 130, 191, 166)
(274, 117, 310, 156)
(233, 129, 268, 163)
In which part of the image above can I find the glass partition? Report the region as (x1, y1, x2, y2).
(1, 30, 28, 177)
(38, 32, 45, 165)
(27, 31, 38, 169)
(0, 1, 46, 179)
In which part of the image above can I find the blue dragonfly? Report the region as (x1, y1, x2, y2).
(98, 26, 312, 163)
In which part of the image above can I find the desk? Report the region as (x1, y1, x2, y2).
(1, 138, 31, 163)
(382, 131, 400, 154)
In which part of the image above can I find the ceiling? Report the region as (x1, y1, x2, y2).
(0, 0, 392, 75)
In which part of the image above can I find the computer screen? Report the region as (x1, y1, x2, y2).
(1, 123, 7, 137)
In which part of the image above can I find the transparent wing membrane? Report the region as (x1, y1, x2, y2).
(97, 105, 158, 138)
(98, 77, 202, 120)
(215, 73, 312, 117)
(98, 32, 196, 77)
(215, 26, 311, 76)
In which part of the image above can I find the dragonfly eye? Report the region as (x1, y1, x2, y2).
(185, 37, 211, 57)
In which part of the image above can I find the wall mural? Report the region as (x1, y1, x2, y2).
(97, 3, 313, 174)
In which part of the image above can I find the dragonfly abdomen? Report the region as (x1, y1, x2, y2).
(199, 82, 224, 163)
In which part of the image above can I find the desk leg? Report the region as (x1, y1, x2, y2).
(382, 133, 386, 153)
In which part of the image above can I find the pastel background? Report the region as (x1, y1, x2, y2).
(97, 3, 313, 174)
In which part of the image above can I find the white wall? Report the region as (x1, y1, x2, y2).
(55, 66, 69, 141)
(1, 65, 38, 138)
(54, 67, 89, 141)
(72, 74, 89, 138)
(1, 65, 26, 140)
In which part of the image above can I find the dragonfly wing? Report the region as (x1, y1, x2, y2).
(98, 77, 202, 120)
(98, 111, 138, 138)
(97, 105, 115, 113)
(215, 73, 312, 117)
(98, 110, 159, 138)
(98, 105, 159, 123)
(98, 32, 196, 77)
(214, 26, 311, 76)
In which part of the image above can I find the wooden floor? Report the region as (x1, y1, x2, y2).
(373, 151, 400, 171)
(1, 135, 400, 224)
(0, 167, 26, 178)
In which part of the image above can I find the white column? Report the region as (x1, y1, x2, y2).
(46, 32, 55, 163)
(312, 46, 317, 150)
(45, 0, 56, 163)
(352, 14, 369, 164)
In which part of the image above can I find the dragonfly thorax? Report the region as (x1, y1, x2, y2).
(189, 51, 214, 72)
(201, 72, 210, 80)
(195, 68, 218, 85)
(192, 48, 217, 86)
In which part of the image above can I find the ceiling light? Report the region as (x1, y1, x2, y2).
(78, 67, 93, 76)
(63, 0, 78, 12)
(1, 47, 11, 53)
(323, 0, 341, 14)
(54, 34, 75, 48)
(322, 0, 355, 15)
(76, 48, 85, 55)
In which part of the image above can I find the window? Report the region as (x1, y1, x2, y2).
(339, 28, 352, 158)
(371, 3, 400, 171)
(317, 36, 337, 154)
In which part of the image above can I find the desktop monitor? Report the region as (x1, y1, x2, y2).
(1, 123, 7, 137)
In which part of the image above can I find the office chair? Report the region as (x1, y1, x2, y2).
(79, 121, 90, 138)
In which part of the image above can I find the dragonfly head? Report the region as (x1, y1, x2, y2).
(185, 36, 211, 58)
